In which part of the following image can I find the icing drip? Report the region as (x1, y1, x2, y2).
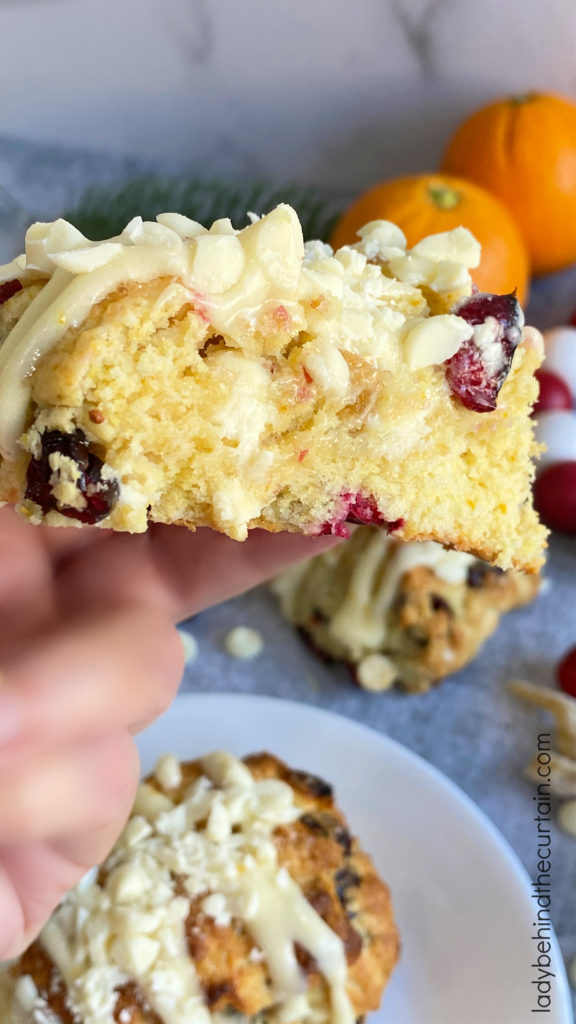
(0, 206, 478, 460)
(27, 751, 355, 1024)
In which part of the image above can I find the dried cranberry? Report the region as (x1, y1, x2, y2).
(25, 429, 119, 524)
(319, 493, 404, 536)
(344, 492, 404, 531)
(0, 279, 23, 305)
(445, 292, 523, 412)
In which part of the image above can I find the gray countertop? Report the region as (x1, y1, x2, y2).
(1, 134, 575, 1010)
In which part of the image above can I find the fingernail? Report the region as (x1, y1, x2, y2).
(0, 691, 22, 746)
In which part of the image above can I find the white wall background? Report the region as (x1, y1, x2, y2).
(0, 0, 575, 190)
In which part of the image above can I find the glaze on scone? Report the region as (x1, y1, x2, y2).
(0, 206, 546, 570)
(3, 751, 399, 1023)
(273, 528, 539, 692)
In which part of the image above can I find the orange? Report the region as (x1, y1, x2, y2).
(331, 173, 530, 304)
(442, 93, 576, 275)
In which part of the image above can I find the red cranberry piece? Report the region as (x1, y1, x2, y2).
(344, 492, 404, 531)
(445, 292, 523, 413)
(557, 646, 576, 699)
(533, 369, 573, 415)
(0, 279, 23, 305)
(570, 308, 576, 328)
(25, 429, 119, 524)
(533, 460, 576, 533)
(318, 493, 404, 536)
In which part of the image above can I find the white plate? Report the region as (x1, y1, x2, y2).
(136, 693, 573, 1024)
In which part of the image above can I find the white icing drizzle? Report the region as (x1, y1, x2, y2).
(328, 536, 476, 656)
(32, 751, 354, 1024)
(271, 533, 475, 662)
(0, 206, 477, 461)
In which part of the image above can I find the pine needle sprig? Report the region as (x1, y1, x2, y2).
(63, 175, 349, 242)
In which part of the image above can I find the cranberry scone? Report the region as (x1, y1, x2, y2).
(0, 205, 546, 569)
(1, 750, 399, 1024)
(273, 527, 540, 693)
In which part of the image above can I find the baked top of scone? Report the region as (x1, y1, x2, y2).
(273, 528, 540, 692)
(0, 205, 546, 570)
(5, 751, 399, 1024)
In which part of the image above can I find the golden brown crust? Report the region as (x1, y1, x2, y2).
(277, 527, 539, 692)
(10, 752, 399, 1023)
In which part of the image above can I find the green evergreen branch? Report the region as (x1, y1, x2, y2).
(63, 175, 348, 242)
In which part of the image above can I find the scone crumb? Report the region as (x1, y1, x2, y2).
(224, 626, 264, 659)
(356, 653, 397, 692)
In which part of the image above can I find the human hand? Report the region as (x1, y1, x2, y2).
(0, 506, 337, 959)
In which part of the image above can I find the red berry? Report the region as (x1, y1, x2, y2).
(445, 292, 522, 412)
(0, 279, 23, 305)
(569, 308, 576, 328)
(25, 429, 119, 524)
(557, 646, 576, 699)
(533, 461, 576, 532)
(533, 369, 573, 415)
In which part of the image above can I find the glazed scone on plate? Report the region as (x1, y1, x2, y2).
(1, 751, 399, 1023)
(0, 206, 546, 570)
(273, 527, 540, 692)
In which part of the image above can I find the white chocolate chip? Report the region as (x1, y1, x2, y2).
(112, 934, 161, 975)
(206, 801, 231, 843)
(50, 243, 123, 274)
(192, 233, 246, 293)
(356, 653, 397, 692)
(224, 626, 264, 659)
(302, 340, 350, 398)
(412, 227, 481, 268)
(404, 314, 471, 370)
(241, 204, 304, 289)
(121, 218, 183, 249)
(156, 212, 208, 238)
(356, 220, 407, 259)
(25, 218, 89, 272)
(106, 862, 151, 903)
(132, 783, 175, 822)
(155, 753, 183, 791)
(201, 892, 231, 926)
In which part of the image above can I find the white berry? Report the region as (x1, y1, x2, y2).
(535, 410, 576, 467)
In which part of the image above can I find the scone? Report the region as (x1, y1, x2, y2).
(0, 206, 546, 570)
(273, 527, 539, 692)
(2, 750, 399, 1023)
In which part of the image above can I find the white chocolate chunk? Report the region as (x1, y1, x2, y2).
(412, 227, 481, 268)
(156, 212, 208, 238)
(241, 204, 304, 289)
(50, 243, 123, 274)
(404, 314, 471, 370)
(302, 340, 350, 397)
(224, 625, 264, 659)
(191, 233, 246, 293)
(26, 219, 89, 273)
(155, 753, 183, 791)
(356, 653, 397, 691)
(132, 783, 175, 822)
